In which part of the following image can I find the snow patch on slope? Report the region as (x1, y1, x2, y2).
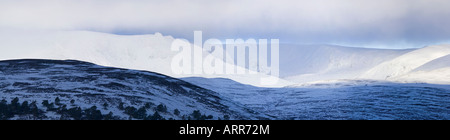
(392, 67, 450, 85)
(2, 29, 450, 86)
(413, 54, 450, 72)
(361, 45, 450, 80)
(282, 45, 411, 83)
(0, 30, 290, 87)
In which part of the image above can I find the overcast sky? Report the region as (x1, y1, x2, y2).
(1, 0, 450, 49)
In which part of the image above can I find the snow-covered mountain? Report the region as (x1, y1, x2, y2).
(361, 45, 450, 84)
(392, 54, 450, 84)
(0, 30, 291, 87)
(1, 30, 449, 120)
(281, 44, 450, 85)
(0, 59, 266, 120)
(2, 30, 448, 86)
(280, 44, 412, 82)
(181, 43, 450, 119)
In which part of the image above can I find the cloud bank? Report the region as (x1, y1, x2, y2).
(1, 0, 450, 48)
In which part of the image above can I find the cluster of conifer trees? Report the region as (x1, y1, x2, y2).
(0, 97, 227, 120)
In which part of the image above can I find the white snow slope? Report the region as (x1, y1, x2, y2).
(280, 44, 411, 82)
(0, 30, 291, 87)
(282, 44, 450, 85)
(360, 45, 450, 78)
(1, 30, 449, 86)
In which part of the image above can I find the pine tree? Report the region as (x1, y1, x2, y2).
(0, 99, 8, 119)
(144, 103, 152, 109)
(0, 99, 6, 105)
(85, 106, 103, 120)
(46, 103, 56, 111)
(58, 105, 68, 114)
(10, 97, 20, 114)
(124, 106, 137, 118)
(136, 106, 147, 119)
(20, 101, 30, 114)
(118, 102, 124, 110)
(104, 112, 114, 120)
(102, 102, 109, 109)
(150, 111, 163, 120)
(174, 109, 180, 116)
(11, 97, 19, 105)
(55, 97, 61, 105)
(30, 101, 42, 119)
(42, 100, 49, 107)
(156, 103, 167, 112)
(68, 107, 82, 120)
(223, 115, 230, 120)
(191, 110, 201, 120)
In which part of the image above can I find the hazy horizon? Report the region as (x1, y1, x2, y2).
(1, 0, 450, 49)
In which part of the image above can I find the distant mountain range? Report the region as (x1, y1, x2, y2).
(1, 30, 449, 86)
(0, 30, 449, 120)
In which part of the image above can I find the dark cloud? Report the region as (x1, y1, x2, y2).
(1, 0, 449, 48)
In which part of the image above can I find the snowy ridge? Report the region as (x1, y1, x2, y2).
(280, 44, 411, 77)
(283, 44, 450, 85)
(0, 59, 266, 120)
(1, 30, 449, 120)
(1, 30, 449, 86)
(413, 54, 450, 72)
(281, 44, 411, 83)
(361, 45, 450, 81)
(0, 30, 290, 87)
